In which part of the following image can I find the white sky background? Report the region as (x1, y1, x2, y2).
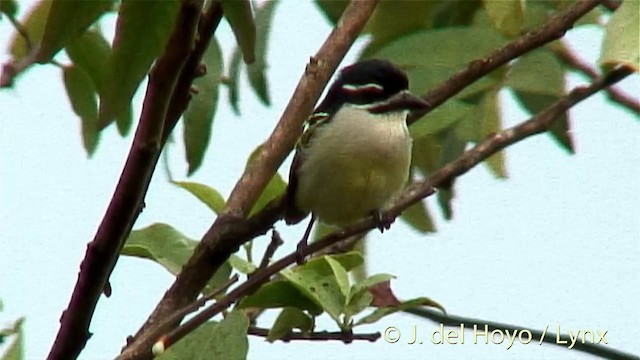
(1, 1, 639, 359)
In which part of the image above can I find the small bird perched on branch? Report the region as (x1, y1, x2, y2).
(285, 59, 429, 262)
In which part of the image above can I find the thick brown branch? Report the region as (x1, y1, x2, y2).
(146, 67, 632, 358)
(555, 43, 640, 115)
(247, 327, 381, 343)
(405, 308, 638, 360)
(46, 2, 205, 360)
(121, 2, 381, 358)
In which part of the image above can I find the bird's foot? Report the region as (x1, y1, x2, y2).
(371, 209, 394, 233)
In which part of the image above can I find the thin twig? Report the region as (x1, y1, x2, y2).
(258, 229, 284, 270)
(405, 307, 638, 360)
(46, 2, 206, 360)
(554, 42, 640, 115)
(247, 326, 380, 343)
(148, 67, 633, 359)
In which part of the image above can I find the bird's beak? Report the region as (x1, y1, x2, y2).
(368, 90, 430, 114)
(390, 90, 430, 110)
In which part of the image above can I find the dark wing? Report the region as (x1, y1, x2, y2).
(284, 112, 330, 225)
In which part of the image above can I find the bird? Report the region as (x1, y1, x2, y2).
(284, 59, 429, 262)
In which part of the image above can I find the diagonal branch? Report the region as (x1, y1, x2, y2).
(554, 42, 640, 115)
(142, 66, 633, 360)
(407, 0, 604, 125)
(405, 307, 638, 360)
(247, 326, 380, 343)
(122, 1, 381, 356)
(46, 1, 206, 360)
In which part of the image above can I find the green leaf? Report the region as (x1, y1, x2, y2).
(1, 318, 24, 360)
(227, 47, 243, 115)
(360, 1, 434, 57)
(99, 0, 180, 127)
(514, 91, 574, 153)
(325, 257, 350, 298)
(479, 90, 507, 178)
(482, 0, 525, 37)
(344, 289, 372, 318)
(36, 0, 112, 63)
(62, 65, 100, 155)
(158, 312, 249, 360)
(355, 297, 445, 326)
(399, 200, 435, 233)
(122, 223, 197, 276)
(370, 27, 507, 98)
(409, 100, 473, 139)
(220, 0, 255, 64)
(66, 29, 111, 93)
(245, 144, 287, 216)
(0, 0, 18, 18)
(228, 254, 257, 275)
(281, 256, 348, 323)
(267, 307, 314, 342)
(327, 252, 364, 272)
(66, 28, 135, 137)
(314, 0, 348, 24)
(238, 280, 323, 315)
(172, 181, 226, 214)
(600, 0, 639, 71)
(203, 261, 233, 298)
(247, 0, 278, 106)
(184, 38, 223, 175)
(9, 1, 52, 59)
(505, 50, 564, 96)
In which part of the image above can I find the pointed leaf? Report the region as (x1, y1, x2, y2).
(184, 38, 223, 175)
(514, 91, 574, 153)
(238, 280, 323, 315)
(9, 1, 52, 59)
(506, 50, 565, 96)
(99, 0, 180, 127)
(600, 0, 640, 71)
(220, 0, 255, 64)
(0, 0, 18, 18)
(399, 200, 435, 233)
(62, 65, 100, 155)
(158, 312, 249, 360)
(172, 180, 226, 214)
(409, 100, 473, 139)
(267, 307, 314, 342)
(36, 0, 112, 63)
(227, 47, 243, 115)
(356, 297, 445, 326)
(325, 257, 350, 298)
(247, 0, 278, 106)
(482, 0, 525, 37)
(122, 223, 198, 275)
(479, 90, 507, 178)
(245, 144, 286, 216)
(1, 318, 24, 360)
(228, 254, 257, 274)
(347, 273, 395, 305)
(65, 29, 111, 93)
(370, 28, 507, 97)
(281, 256, 348, 323)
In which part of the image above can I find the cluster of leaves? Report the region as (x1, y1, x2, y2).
(0, 0, 276, 176)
